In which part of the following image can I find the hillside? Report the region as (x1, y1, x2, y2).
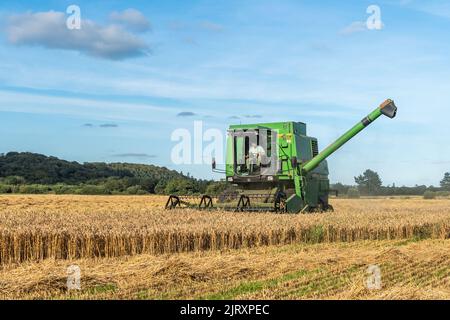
(0, 152, 210, 195)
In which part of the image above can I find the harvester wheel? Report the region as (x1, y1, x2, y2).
(274, 191, 287, 213)
(318, 198, 334, 212)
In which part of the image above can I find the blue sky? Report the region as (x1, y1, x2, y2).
(1, 0, 450, 186)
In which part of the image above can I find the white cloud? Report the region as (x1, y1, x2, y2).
(0, 90, 168, 123)
(5, 11, 150, 60)
(112, 153, 157, 159)
(339, 21, 367, 35)
(110, 8, 151, 33)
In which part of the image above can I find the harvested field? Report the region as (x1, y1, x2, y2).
(0, 239, 448, 299)
(0, 195, 449, 265)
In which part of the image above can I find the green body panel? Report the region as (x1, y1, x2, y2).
(225, 121, 328, 212)
(286, 194, 302, 213)
(223, 99, 397, 213)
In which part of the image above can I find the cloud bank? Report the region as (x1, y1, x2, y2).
(110, 8, 151, 33)
(177, 111, 196, 117)
(112, 153, 157, 159)
(99, 123, 119, 128)
(5, 10, 150, 60)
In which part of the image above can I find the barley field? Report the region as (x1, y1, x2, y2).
(0, 195, 449, 299)
(0, 195, 448, 264)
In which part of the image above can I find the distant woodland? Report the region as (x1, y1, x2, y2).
(0, 152, 448, 198)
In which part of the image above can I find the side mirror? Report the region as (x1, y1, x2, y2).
(291, 156, 298, 168)
(212, 157, 216, 170)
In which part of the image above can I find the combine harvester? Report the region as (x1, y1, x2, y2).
(166, 99, 397, 213)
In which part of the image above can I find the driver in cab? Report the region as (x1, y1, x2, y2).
(247, 142, 266, 173)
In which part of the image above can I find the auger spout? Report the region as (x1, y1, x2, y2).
(302, 99, 397, 174)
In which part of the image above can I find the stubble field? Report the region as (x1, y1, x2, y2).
(0, 195, 448, 299)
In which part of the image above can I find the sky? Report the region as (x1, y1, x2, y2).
(0, 0, 449, 186)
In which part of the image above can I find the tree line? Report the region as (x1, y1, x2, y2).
(0, 152, 449, 197)
(0, 152, 215, 195)
(332, 169, 450, 198)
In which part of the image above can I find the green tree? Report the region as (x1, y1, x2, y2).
(3, 176, 26, 185)
(354, 169, 382, 196)
(77, 185, 109, 195)
(125, 185, 147, 195)
(103, 177, 125, 193)
(154, 180, 167, 194)
(330, 182, 350, 197)
(0, 184, 13, 193)
(205, 181, 228, 195)
(164, 179, 196, 195)
(440, 172, 450, 190)
(18, 184, 50, 194)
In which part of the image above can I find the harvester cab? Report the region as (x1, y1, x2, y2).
(166, 99, 397, 213)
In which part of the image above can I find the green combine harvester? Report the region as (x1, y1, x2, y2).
(166, 99, 397, 213)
